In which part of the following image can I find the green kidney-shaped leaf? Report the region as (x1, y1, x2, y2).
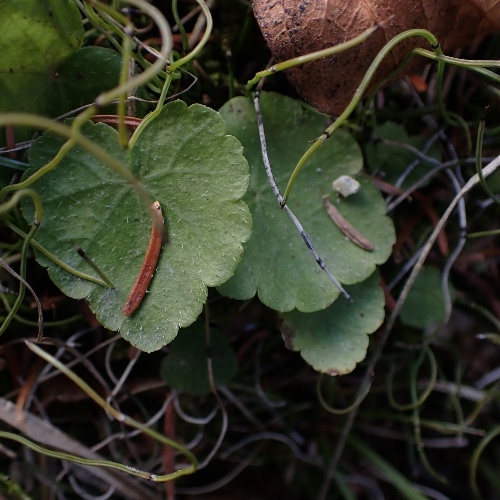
(364, 122, 441, 188)
(51, 47, 150, 118)
(52, 47, 128, 116)
(218, 92, 395, 312)
(280, 272, 384, 375)
(160, 322, 237, 395)
(400, 266, 454, 329)
(23, 101, 251, 351)
(0, 0, 83, 118)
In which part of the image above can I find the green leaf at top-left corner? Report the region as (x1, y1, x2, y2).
(160, 322, 238, 395)
(52, 46, 151, 118)
(0, 0, 83, 117)
(21, 101, 252, 352)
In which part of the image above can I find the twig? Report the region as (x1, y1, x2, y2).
(0, 397, 155, 499)
(322, 196, 374, 251)
(317, 153, 500, 499)
(253, 92, 351, 301)
(0, 258, 43, 339)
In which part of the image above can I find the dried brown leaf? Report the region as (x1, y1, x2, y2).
(253, 0, 500, 114)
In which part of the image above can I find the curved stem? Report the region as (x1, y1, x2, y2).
(0, 188, 42, 221)
(25, 341, 198, 480)
(89, 0, 173, 108)
(5, 220, 112, 287)
(283, 28, 441, 203)
(0, 191, 41, 336)
(317, 153, 500, 499)
(470, 424, 500, 498)
(317, 374, 372, 415)
(412, 48, 500, 80)
(130, 0, 213, 147)
(386, 347, 437, 411)
(245, 25, 379, 92)
(168, 0, 213, 74)
(0, 114, 153, 214)
(476, 118, 500, 204)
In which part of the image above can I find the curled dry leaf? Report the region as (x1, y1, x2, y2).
(252, 0, 500, 114)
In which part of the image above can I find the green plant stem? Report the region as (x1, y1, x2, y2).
(81, 0, 123, 40)
(75, 246, 116, 288)
(348, 435, 428, 500)
(467, 228, 500, 238)
(7, 314, 82, 328)
(168, 0, 212, 73)
(245, 24, 379, 91)
(462, 381, 500, 428)
(89, 0, 173, 108)
(455, 296, 500, 332)
(317, 153, 500, 499)
(117, 30, 134, 147)
(172, 0, 190, 52)
(284, 29, 441, 204)
(432, 41, 472, 149)
(0, 188, 42, 220)
(476, 118, 500, 204)
(0, 114, 153, 216)
(24, 341, 198, 481)
(412, 48, 500, 81)
(130, 73, 174, 147)
(2, 134, 78, 195)
(5, 220, 111, 288)
(0, 211, 40, 337)
(316, 374, 372, 415)
(0, 431, 157, 480)
(130, 0, 213, 147)
(289, 40, 500, 208)
(470, 425, 500, 498)
(387, 348, 437, 411)
(410, 349, 447, 484)
(0, 257, 43, 338)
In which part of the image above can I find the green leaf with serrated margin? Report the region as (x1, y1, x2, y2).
(280, 272, 384, 375)
(219, 92, 395, 312)
(23, 101, 251, 351)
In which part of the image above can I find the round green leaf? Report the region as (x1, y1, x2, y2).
(0, 0, 83, 117)
(160, 323, 237, 395)
(280, 272, 384, 375)
(23, 101, 251, 351)
(218, 92, 395, 312)
(52, 47, 123, 116)
(364, 122, 441, 188)
(51, 47, 151, 118)
(400, 266, 454, 329)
